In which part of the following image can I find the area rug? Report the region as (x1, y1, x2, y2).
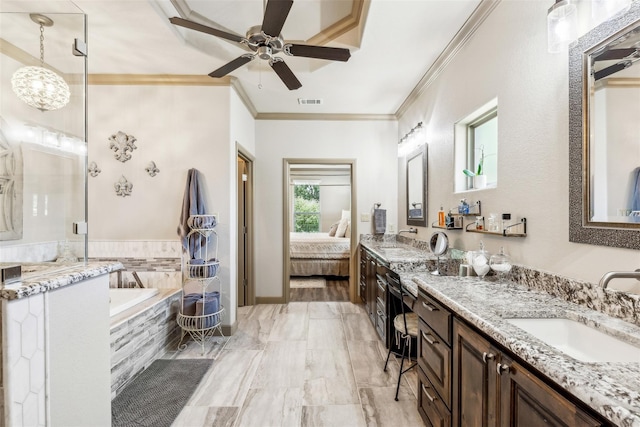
(290, 277, 327, 288)
(111, 359, 212, 427)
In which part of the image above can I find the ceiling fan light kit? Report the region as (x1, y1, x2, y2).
(170, 0, 351, 90)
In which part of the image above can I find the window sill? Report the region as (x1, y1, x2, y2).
(455, 184, 497, 195)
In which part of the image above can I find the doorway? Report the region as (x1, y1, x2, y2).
(283, 159, 357, 303)
(237, 149, 254, 307)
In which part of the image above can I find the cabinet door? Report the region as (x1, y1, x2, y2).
(367, 258, 377, 321)
(498, 357, 604, 427)
(453, 319, 499, 427)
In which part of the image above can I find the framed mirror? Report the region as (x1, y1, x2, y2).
(406, 145, 427, 227)
(569, 3, 640, 249)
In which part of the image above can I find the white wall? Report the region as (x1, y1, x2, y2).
(397, 1, 639, 286)
(87, 84, 242, 324)
(255, 119, 398, 298)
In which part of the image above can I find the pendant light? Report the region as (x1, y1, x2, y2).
(11, 14, 70, 111)
(547, 0, 578, 53)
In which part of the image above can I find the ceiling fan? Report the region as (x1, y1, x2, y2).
(169, 0, 351, 90)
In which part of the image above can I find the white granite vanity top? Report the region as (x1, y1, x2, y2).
(361, 240, 435, 272)
(0, 262, 123, 300)
(401, 272, 640, 426)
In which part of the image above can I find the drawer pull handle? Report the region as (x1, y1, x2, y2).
(377, 310, 384, 316)
(421, 331, 439, 345)
(482, 352, 495, 363)
(421, 384, 437, 402)
(497, 363, 510, 375)
(422, 301, 439, 312)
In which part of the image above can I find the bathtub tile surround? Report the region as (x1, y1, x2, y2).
(110, 289, 181, 398)
(403, 272, 640, 425)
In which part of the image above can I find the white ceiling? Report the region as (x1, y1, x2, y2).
(1, 0, 482, 115)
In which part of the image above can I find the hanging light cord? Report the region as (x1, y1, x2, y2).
(39, 22, 45, 68)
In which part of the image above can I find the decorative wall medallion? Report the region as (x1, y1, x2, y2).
(114, 175, 133, 197)
(145, 161, 160, 177)
(88, 161, 101, 177)
(108, 131, 137, 163)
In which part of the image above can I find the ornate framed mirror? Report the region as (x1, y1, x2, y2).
(569, 3, 640, 249)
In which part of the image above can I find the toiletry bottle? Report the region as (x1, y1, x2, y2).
(501, 213, 511, 234)
(475, 216, 484, 231)
(438, 206, 445, 227)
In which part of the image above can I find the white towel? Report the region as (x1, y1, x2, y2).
(373, 209, 386, 234)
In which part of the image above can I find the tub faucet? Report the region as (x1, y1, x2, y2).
(398, 227, 417, 234)
(599, 269, 640, 289)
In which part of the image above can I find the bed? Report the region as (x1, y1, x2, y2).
(289, 232, 351, 277)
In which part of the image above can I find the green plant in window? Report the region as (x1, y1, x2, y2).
(463, 145, 484, 177)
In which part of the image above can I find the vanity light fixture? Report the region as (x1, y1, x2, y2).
(397, 121, 424, 157)
(547, 0, 578, 53)
(592, 0, 631, 25)
(11, 14, 70, 111)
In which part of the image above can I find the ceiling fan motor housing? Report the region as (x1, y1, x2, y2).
(257, 46, 273, 60)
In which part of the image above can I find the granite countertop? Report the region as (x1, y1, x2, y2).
(400, 272, 640, 426)
(360, 240, 436, 272)
(0, 262, 124, 300)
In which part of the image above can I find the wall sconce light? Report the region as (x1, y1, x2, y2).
(547, 0, 578, 53)
(11, 14, 70, 111)
(397, 121, 425, 157)
(592, 0, 631, 25)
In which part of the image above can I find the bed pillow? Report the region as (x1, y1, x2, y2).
(341, 210, 351, 220)
(328, 221, 340, 237)
(336, 217, 349, 237)
(345, 221, 351, 238)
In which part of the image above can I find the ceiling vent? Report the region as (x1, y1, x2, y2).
(298, 98, 323, 105)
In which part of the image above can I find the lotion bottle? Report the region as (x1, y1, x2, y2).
(438, 206, 445, 227)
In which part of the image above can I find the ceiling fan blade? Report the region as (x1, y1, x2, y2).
(261, 0, 294, 36)
(270, 59, 302, 90)
(209, 55, 255, 78)
(285, 44, 351, 62)
(593, 61, 631, 81)
(169, 17, 245, 43)
(593, 48, 637, 61)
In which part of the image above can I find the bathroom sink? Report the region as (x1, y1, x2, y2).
(504, 317, 640, 363)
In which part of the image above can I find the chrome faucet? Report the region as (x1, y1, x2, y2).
(599, 269, 640, 289)
(398, 227, 417, 234)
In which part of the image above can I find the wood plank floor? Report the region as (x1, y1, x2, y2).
(289, 276, 350, 302)
(163, 302, 422, 427)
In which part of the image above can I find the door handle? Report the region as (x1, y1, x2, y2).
(497, 363, 510, 375)
(421, 331, 439, 345)
(482, 352, 495, 364)
(421, 384, 437, 402)
(421, 301, 439, 312)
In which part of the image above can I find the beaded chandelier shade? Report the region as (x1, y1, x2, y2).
(11, 14, 70, 112)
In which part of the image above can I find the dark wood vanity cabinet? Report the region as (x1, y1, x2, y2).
(452, 319, 605, 427)
(359, 246, 389, 344)
(417, 290, 453, 426)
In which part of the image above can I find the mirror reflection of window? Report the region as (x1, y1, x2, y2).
(407, 153, 423, 219)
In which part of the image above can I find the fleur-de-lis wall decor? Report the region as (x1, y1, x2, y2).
(109, 131, 137, 163)
(88, 161, 101, 177)
(145, 161, 160, 177)
(114, 175, 133, 197)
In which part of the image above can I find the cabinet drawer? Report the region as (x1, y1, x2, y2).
(418, 367, 452, 427)
(375, 301, 386, 342)
(417, 291, 452, 345)
(376, 276, 387, 306)
(419, 319, 452, 410)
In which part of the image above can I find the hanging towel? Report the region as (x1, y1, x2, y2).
(631, 167, 640, 211)
(373, 208, 386, 234)
(177, 168, 208, 257)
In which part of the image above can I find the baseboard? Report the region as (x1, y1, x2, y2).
(220, 321, 237, 336)
(255, 296, 286, 304)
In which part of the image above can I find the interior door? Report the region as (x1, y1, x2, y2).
(237, 156, 247, 307)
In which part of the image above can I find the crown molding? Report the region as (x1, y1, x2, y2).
(306, 0, 367, 46)
(598, 77, 640, 88)
(87, 74, 231, 86)
(255, 113, 395, 121)
(0, 38, 66, 76)
(395, 0, 501, 119)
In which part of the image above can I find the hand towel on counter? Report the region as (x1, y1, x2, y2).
(373, 208, 386, 234)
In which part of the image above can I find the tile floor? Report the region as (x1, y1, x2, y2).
(163, 302, 423, 426)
